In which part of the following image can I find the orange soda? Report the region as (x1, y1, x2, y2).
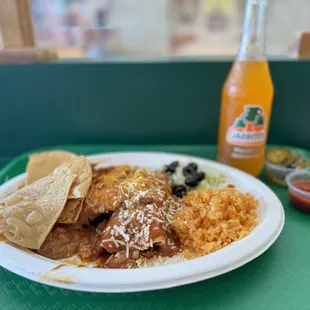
(217, 0, 274, 177)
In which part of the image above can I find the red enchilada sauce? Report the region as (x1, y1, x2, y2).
(289, 180, 310, 213)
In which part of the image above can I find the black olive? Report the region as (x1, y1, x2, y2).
(172, 184, 187, 198)
(196, 171, 205, 182)
(188, 163, 198, 171)
(182, 167, 193, 176)
(182, 162, 198, 176)
(185, 176, 199, 187)
(164, 161, 179, 173)
(182, 167, 194, 176)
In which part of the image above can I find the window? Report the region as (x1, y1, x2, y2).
(2, 0, 309, 58)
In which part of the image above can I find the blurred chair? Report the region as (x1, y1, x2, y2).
(0, 0, 34, 47)
(298, 32, 310, 58)
(0, 0, 57, 63)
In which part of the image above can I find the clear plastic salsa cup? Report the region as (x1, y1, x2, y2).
(265, 148, 310, 187)
(265, 161, 294, 187)
(286, 169, 310, 213)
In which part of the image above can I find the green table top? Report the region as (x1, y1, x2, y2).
(0, 160, 9, 170)
(0, 145, 309, 310)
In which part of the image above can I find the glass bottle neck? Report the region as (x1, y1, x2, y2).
(237, 0, 268, 60)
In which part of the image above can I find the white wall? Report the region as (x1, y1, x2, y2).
(111, 0, 170, 55)
(266, 0, 310, 55)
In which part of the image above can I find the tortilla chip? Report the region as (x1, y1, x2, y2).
(0, 166, 75, 249)
(63, 156, 92, 199)
(57, 199, 83, 224)
(1, 181, 26, 200)
(26, 150, 77, 184)
(0, 234, 8, 242)
(89, 158, 111, 170)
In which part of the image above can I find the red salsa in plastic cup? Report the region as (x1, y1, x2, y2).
(286, 171, 310, 213)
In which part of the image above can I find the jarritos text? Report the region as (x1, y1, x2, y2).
(226, 105, 266, 146)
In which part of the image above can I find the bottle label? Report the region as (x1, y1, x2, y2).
(226, 105, 266, 146)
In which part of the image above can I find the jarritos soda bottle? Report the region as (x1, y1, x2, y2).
(217, 0, 274, 177)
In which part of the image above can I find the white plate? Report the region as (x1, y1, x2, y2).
(0, 152, 285, 293)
